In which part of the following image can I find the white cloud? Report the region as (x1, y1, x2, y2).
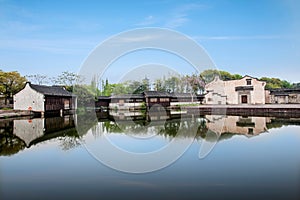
(165, 14, 189, 29)
(135, 15, 156, 26)
(164, 3, 207, 29)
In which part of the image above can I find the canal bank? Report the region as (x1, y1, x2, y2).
(180, 104, 300, 117)
(0, 110, 34, 119)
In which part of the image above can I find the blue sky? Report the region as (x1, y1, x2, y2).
(0, 0, 299, 83)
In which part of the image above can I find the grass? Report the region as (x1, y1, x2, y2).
(0, 107, 13, 110)
(174, 103, 199, 108)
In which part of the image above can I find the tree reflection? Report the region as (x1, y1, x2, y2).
(99, 113, 300, 141)
(0, 134, 25, 156)
(1, 113, 300, 157)
(0, 114, 97, 156)
(0, 120, 25, 156)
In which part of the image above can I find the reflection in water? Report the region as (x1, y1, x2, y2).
(0, 115, 78, 156)
(14, 118, 45, 147)
(1, 111, 300, 200)
(1, 112, 300, 157)
(100, 111, 283, 140)
(206, 115, 269, 138)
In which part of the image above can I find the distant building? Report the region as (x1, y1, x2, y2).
(109, 94, 145, 110)
(95, 96, 111, 110)
(265, 88, 300, 104)
(170, 93, 204, 106)
(96, 91, 204, 110)
(205, 76, 266, 105)
(143, 91, 171, 109)
(14, 82, 76, 114)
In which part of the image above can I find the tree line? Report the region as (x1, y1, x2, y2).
(0, 69, 299, 105)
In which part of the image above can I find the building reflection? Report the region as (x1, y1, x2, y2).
(100, 111, 274, 140)
(13, 115, 77, 147)
(206, 115, 270, 137)
(0, 115, 78, 156)
(1, 111, 300, 157)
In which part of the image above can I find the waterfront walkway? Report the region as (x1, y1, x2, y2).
(191, 104, 300, 109)
(181, 104, 300, 117)
(0, 110, 33, 119)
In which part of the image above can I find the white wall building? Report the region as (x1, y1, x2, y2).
(14, 82, 76, 113)
(205, 76, 266, 105)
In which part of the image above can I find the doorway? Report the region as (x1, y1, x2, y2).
(241, 95, 248, 104)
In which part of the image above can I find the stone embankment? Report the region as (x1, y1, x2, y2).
(181, 104, 300, 117)
(0, 110, 33, 119)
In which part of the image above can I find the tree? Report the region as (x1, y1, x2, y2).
(259, 77, 292, 89)
(101, 79, 115, 96)
(72, 85, 96, 108)
(52, 71, 83, 92)
(185, 74, 206, 94)
(0, 71, 27, 104)
(292, 83, 300, 89)
(200, 69, 242, 83)
(111, 83, 128, 95)
(154, 79, 165, 92)
(164, 76, 180, 93)
(126, 81, 144, 94)
(200, 69, 221, 83)
(26, 74, 48, 85)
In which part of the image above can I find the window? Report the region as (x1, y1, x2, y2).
(150, 98, 157, 103)
(64, 99, 70, 109)
(160, 98, 169, 102)
(246, 79, 252, 85)
(207, 98, 212, 102)
(248, 128, 253, 135)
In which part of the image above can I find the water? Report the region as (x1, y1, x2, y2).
(1, 112, 300, 200)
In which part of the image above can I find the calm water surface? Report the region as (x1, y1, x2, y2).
(1, 112, 300, 200)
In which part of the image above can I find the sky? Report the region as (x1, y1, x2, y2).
(0, 0, 299, 83)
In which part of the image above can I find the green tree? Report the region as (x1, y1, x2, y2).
(111, 83, 129, 95)
(0, 70, 27, 104)
(101, 79, 115, 96)
(259, 77, 292, 89)
(200, 69, 221, 83)
(127, 81, 145, 94)
(164, 76, 180, 93)
(154, 79, 166, 92)
(72, 85, 95, 108)
(200, 69, 242, 83)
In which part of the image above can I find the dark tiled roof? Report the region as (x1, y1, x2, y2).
(235, 86, 254, 91)
(97, 96, 111, 100)
(173, 93, 205, 99)
(171, 93, 197, 98)
(143, 91, 171, 97)
(110, 94, 144, 99)
(269, 88, 300, 95)
(30, 83, 73, 97)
